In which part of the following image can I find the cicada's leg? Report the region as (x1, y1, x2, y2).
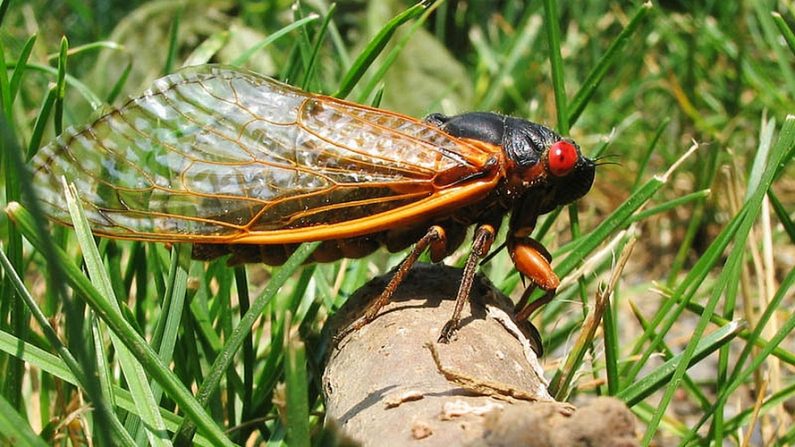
(509, 237, 560, 322)
(438, 224, 497, 343)
(341, 225, 448, 337)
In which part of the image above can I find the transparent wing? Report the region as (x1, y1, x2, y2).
(31, 65, 493, 243)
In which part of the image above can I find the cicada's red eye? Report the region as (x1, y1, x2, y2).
(548, 141, 578, 176)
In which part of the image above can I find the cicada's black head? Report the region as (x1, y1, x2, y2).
(550, 148, 596, 207)
(501, 118, 595, 213)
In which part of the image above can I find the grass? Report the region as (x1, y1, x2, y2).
(1, 0, 794, 445)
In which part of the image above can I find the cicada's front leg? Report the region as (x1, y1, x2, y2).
(509, 237, 560, 322)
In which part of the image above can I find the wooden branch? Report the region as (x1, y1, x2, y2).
(323, 263, 637, 446)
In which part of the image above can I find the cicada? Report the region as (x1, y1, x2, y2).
(30, 65, 595, 342)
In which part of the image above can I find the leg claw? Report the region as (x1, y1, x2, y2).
(437, 319, 459, 343)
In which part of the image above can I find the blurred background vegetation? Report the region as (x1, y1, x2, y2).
(0, 0, 794, 445)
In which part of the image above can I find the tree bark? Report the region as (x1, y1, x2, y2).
(323, 263, 637, 446)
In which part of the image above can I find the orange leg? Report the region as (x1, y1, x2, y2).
(438, 224, 496, 343)
(509, 237, 560, 322)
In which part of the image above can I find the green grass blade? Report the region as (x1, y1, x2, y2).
(4, 98, 116, 441)
(664, 145, 720, 285)
(0, 328, 218, 446)
(602, 293, 619, 395)
(184, 31, 230, 67)
(105, 59, 133, 103)
(54, 37, 68, 135)
(549, 232, 636, 399)
(568, 2, 653, 126)
(291, 4, 317, 88)
(0, 42, 10, 117)
(622, 207, 746, 384)
(300, 4, 335, 90)
(8, 34, 36, 110)
(246, 265, 318, 418)
(556, 143, 698, 279)
(0, 248, 137, 446)
(234, 266, 253, 434)
(682, 266, 795, 443)
(0, 80, 24, 415)
(713, 245, 742, 442)
(627, 300, 712, 411)
(0, 394, 49, 447)
(627, 189, 711, 223)
(746, 116, 776, 201)
(0, 249, 78, 382)
(673, 296, 795, 367)
(232, 15, 319, 67)
(542, 0, 568, 133)
(163, 8, 182, 74)
(632, 118, 670, 190)
(319, 2, 350, 70)
(768, 190, 795, 243)
(723, 268, 795, 398)
(25, 85, 57, 161)
(634, 403, 691, 440)
(284, 314, 311, 447)
(618, 320, 743, 406)
(45, 41, 125, 61)
(151, 245, 189, 358)
(64, 181, 171, 446)
(334, 2, 426, 99)
(0, 0, 9, 25)
(355, 1, 440, 103)
(642, 116, 795, 444)
(89, 318, 129, 444)
(722, 380, 795, 435)
(172, 242, 319, 445)
(149, 245, 190, 410)
(479, 10, 542, 110)
(19, 63, 103, 109)
(0, 329, 77, 384)
(559, 181, 655, 276)
(772, 12, 795, 55)
(755, 5, 795, 93)
(6, 203, 234, 447)
(369, 85, 384, 108)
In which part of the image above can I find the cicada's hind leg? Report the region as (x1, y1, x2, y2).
(438, 224, 497, 343)
(337, 225, 448, 341)
(509, 237, 560, 322)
